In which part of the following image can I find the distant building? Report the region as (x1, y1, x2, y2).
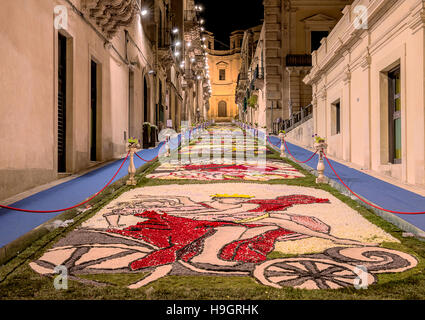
(206, 31, 243, 122)
(236, 0, 351, 132)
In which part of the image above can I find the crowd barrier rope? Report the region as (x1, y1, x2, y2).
(265, 135, 318, 164)
(0, 151, 130, 214)
(282, 138, 318, 163)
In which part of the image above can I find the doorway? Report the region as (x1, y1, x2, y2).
(218, 101, 227, 117)
(388, 66, 401, 164)
(58, 34, 67, 173)
(90, 60, 98, 162)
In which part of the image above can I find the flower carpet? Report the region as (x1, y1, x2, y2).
(24, 125, 420, 292)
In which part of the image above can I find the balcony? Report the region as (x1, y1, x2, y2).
(157, 47, 175, 70)
(237, 73, 248, 87)
(253, 66, 264, 90)
(286, 54, 312, 67)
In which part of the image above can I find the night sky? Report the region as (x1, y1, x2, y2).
(200, 0, 264, 50)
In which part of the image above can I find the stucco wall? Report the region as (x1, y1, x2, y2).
(305, 0, 425, 186)
(285, 118, 314, 149)
(0, 0, 156, 201)
(207, 51, 241, 121)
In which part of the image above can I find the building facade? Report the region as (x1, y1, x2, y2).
(237, 0, 351, 132)
(235, 25, 263, 126)
(304, 0, 425, 187)
(0, 0, 209, 201)
(206, 31, 242, 122)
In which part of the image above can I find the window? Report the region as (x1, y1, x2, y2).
(311, 31, 329, 53)
(388, 66, 401, 164)
(331, 100, 341, 135)
(218, 101, 227, 117)
(219, 69, 226, 81)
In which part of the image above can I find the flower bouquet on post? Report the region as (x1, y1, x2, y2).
(312, 134, 328, 184)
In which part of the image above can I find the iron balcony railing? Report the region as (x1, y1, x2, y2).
(286, 54, 312, 67)
(272, 104, 313, 135)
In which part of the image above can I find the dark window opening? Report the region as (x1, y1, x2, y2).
(58, 34, 67, 172)
(144, 77, 149, 122)
(388, 66, 401, 164)
(311, 31, 329, 53)
(219, 69, 226, 81)
(332, 101, 341, 135)
(90, 60, 98, 162)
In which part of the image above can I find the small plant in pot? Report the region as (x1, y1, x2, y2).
(313, 134, 327, 150)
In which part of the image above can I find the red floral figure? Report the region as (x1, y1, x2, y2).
(109, 195, 332, 271)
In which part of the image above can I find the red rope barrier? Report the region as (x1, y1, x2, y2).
(266, 135, 318, 163)
(0, 151, 131, 214)
(135, 151, 160, 163)
(324, 153, 425, 215)
(135, 134, 182, 162)
(283, 139, 318, 163)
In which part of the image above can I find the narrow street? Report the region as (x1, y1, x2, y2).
(2, 0, 425, 307)
(0, 123, 422, 299)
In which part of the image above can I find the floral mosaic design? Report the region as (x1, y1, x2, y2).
(30, 184, 417, 290)
(147, 161, 305, 181)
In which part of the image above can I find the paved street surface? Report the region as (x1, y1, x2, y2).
(25, 124, 420, 292)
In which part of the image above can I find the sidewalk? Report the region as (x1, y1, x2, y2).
(0, 135, 183, 248)
(266, 134, 425, 234)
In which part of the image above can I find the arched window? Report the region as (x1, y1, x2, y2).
(218, 101, 227, 117)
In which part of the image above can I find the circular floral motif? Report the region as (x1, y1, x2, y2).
(253, 258, 376, 290)
(325, 247, 418, 273)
